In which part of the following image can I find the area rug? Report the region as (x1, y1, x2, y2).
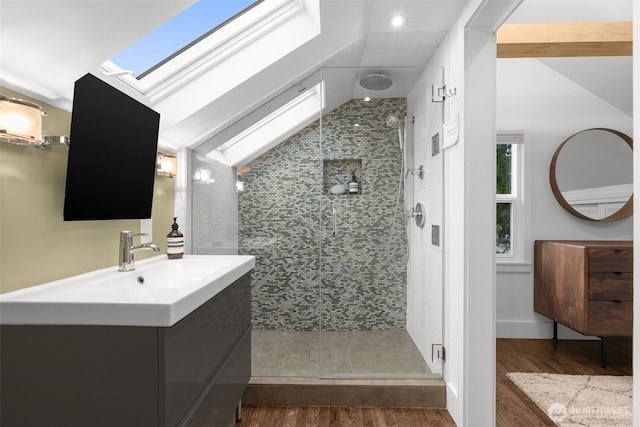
(507, 373, 632, 426)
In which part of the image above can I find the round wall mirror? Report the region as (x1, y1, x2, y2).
(550, 128, 633, 222)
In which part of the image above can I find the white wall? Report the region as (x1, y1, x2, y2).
(191, 154, 239, 255)
(174, 149, 239, 256)
(460, 24, 500, 426)
(406, 65, 445, 375)
(496, 58, 633, 339)
(406, 1, 520, 424)
(407, 28, 465, 418)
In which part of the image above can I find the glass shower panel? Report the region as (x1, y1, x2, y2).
(317, 67, 433, 378)
(236, 99, 323, 378)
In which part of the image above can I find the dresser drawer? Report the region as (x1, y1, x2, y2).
(587, 301, 633, 336)
(589, 248, 633, 272)
(589, 273, 633, 301)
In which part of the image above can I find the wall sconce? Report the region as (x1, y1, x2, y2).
(0, 95, 69, 150)
(156, 153, 177, 178)
(194, 168, 215, 184)
(0, 95, 45, 147)
(236, 180, 245, 192)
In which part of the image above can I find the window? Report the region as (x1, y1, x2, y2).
(496, 131, 524, 261)
(496, 143, 513, 255)
(100, 0, 306, 97)
(110, 0, 262, 78)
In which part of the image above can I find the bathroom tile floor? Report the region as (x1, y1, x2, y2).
(251, 329, 434, 378)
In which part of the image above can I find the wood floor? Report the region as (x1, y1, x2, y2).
(238, 338, 632, 426)
(496, 338, 632, 426)
(238, 406, 455, 426)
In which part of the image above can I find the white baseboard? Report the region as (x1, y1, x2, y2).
(496, 320, 598, 340)
(446, 382, 461, 427)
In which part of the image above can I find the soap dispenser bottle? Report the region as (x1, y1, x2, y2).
(166, 217, 184, 259)
(348, 171, 359, 194)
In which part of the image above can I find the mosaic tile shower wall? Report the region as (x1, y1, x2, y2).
(239, 98, 407, 331)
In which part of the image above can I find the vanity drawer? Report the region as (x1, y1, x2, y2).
(588, 301, 633, 336)
(589, 248, 633, 272)
(589, 273, 633, 301)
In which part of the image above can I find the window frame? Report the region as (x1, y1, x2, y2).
(496, 129, 530, 271)
(100, 0, 302, 99)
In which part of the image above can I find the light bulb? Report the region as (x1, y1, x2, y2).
(1, 114, 30, 132)
(390, 15, 407, 28)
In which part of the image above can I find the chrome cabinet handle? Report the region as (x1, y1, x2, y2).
(332, 207, 338, 237)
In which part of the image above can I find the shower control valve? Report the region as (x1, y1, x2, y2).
(408, 203, 426, 228)
(408, 165, 424, 179)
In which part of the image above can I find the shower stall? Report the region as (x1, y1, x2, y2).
(231, 67, 441, 380)
(185, 67, 444, 381)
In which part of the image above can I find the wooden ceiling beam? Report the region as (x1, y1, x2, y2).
(497, 22, 632, 58)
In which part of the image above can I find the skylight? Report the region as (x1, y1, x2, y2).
(110, 0, 261, 78)
(212, 82, 324, 167)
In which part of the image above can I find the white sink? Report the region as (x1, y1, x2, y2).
(0, 255, 255, 327)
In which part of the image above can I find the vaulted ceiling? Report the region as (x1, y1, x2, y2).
(1, 0, 473, 165)
(501, 0, 633, 116)
(0, 0, 632, 166)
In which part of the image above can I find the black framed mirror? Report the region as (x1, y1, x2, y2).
(549, 128, 633, 222)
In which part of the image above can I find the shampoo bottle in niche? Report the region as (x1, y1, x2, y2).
(349, 171, 359, 194)
(166, 217, 184, 259)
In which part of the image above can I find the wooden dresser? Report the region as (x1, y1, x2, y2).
(534, 240, 633, 366)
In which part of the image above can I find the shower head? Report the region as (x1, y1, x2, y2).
(360, 73, 393, 90)
(386, 115, 400, 128)
(386, 115, 405, 151)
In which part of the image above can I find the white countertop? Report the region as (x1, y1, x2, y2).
(0, 255, 255, 327)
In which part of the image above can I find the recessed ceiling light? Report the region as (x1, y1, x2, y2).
(390, 15, 407, 28)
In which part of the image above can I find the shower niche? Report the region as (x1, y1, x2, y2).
(322, 158, 363, 195)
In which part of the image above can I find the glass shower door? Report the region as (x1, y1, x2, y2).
(317, 67, 433, 378)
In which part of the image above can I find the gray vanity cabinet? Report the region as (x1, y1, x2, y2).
(160, 272, 251, 426)
(0, 273, 251, 427)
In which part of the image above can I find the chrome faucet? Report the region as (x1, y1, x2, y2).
(118, 230, 160, 272)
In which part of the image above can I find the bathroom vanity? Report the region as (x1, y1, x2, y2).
(0, 255, 254, 427)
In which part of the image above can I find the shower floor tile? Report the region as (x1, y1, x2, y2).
(251, 329, 434, 378)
